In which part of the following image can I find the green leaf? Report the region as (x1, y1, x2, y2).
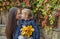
(0, 0, 2, 1)
(20, 2, 26, 7)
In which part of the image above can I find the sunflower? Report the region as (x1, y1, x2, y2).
(20, 25, 34, 37)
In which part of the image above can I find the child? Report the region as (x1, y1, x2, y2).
(13, 8, 40, 39)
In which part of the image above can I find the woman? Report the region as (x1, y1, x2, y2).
(5, 7, 21, 39)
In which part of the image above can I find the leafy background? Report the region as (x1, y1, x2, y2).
(0, 0, 60, 29)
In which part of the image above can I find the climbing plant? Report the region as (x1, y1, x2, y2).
(0, 0, 60, 29)
(21, 0, 60, 29)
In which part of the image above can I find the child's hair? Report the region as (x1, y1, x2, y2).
(22, 8, 33, 19)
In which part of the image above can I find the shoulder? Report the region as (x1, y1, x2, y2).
(31, 19, 36, 22)
(19, 19, 24, 23)
(30, 19, 36, 23)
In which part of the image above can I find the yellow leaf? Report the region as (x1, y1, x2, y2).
(20, 25, 34, 37)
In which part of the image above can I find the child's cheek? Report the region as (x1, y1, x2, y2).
(21, 14, 25, 18)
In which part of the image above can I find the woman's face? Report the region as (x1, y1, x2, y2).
(16, 9, 21, 20)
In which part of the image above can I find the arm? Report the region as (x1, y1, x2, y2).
(13, 26, 20, 39)
(13, 20, 23, 39)
(32, 20, 40, 39)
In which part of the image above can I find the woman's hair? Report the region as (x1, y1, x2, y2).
(22, 8, 33, 19)
(5, 7, 19, 39)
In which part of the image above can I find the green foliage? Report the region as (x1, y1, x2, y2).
(20, 2, 26, 7)
(0, 0, 60, 26)
(29, 0, 60, 26)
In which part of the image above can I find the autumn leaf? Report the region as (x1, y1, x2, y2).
(20, 25, 34, 37)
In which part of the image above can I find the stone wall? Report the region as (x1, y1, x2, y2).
(0, 11, 8, 24)
(0, 25, 6, 36)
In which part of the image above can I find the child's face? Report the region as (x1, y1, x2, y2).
(21, 12, 30, 19)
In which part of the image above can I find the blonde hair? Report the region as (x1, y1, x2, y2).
(22, 8, 33, 18)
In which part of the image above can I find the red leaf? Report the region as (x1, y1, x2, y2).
(23, 0, 30, 7)
(44, 0, 48, 3)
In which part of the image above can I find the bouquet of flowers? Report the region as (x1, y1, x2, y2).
(20, 25, 34, 37)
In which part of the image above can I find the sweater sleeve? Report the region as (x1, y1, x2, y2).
(13, 20, 22, 39)
(13, 26, 20, 39)
(32, 20, 40, 39)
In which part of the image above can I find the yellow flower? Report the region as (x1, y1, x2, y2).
(20, 25, 34, 37)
